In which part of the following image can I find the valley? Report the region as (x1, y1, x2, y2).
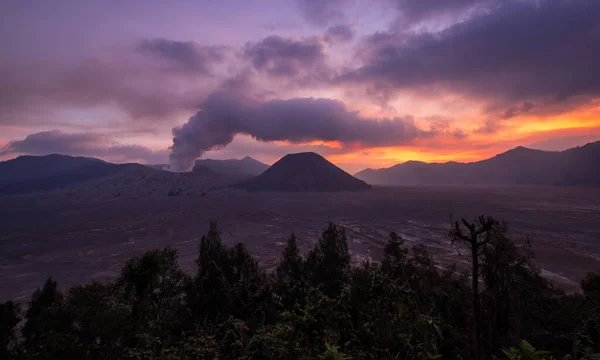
(1, 185, 598, 301)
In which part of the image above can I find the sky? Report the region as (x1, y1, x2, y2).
(1, 0, 599, 173)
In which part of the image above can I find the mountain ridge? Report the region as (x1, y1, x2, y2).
(193, 156, 269, 179)
(0, 154, 228, 196)
(354, 141, 600, 186)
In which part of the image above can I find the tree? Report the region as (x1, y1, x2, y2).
(190, 221, 230, 322)
(0, 301, 20, 358)
(65, 281, 132, 359)
(275, 233, 306, 310)
(581, 271, 600, 301)
(118, 247, 190, 335)
(191, 222, 270, 328)
(479, 224, 550, 352)
(381, 232, 408, 273)
(196, 221, 227, 274)
(6, 219, 599, 359)
(23, 278, 65, 347)
(450, 215, 494, 360)
(306, 223, 350, 297)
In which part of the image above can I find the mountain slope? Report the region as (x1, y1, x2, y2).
(193, 156, 269, 179)
(0, 154, 230, 196)
(237, 152, 370, 192)
(354, 141, 600, 187)
(0, 154, 131, 195)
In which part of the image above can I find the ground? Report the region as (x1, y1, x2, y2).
(1, 185, 599, 301)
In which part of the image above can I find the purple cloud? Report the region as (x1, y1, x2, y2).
(340, 0, 600, 109)
(244, 35, 327, 77)
(392, 0, 500, 24)
(1, 130, 168, 164)
(136, 38, 228, 74)
(324, 24, 355, 43)
(294, 0, 353, 26)
(0, 53, 211, 124)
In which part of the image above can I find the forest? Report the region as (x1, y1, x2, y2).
(1, 217, 599, 359)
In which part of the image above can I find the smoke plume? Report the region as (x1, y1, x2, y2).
(169, 92, 423, 171)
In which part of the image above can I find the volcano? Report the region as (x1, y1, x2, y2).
(237, 152, 370, 192)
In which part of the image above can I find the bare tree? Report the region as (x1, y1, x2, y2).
(450, 215, 494, 360)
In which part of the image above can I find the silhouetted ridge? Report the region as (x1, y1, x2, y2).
(0, 154, 230, 196)
(237, 152, 370, 192)
(193, 156, 269, 179)
(0, 154, 127, 194)
(354, 141, 600, 186)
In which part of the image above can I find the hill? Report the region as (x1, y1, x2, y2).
(237, 152, 370, 192)
(354, 141, 600, 186)
(0, 154, 131, 195)
(193, 156, 269, 179)
(70, 164, 229, 199)
(0, 154, 229, 196)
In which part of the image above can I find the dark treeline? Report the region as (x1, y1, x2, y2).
(1, 217, 599, 359)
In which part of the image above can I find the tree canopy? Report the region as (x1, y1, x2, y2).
(1, 217, 598, 359)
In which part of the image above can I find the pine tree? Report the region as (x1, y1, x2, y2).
(191, 222, 269, 326)
(23, 278, 64, 346)
(196, 221, 227, 274)
(275, 233, 306, 310)
(306, 223, 350, 297)
(382, 231, 408, 273)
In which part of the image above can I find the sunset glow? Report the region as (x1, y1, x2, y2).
(1, 0, 599, 172)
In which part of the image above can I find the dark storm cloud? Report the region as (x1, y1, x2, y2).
(0, 130, 168, 163)
(341, 0, 600, 107)
(294, 0, 353, 26)
(136, 39, 227, 74)
(169, 92, 424, 171)
(244, 35, 327, 77)
(324, 24, 355, 43)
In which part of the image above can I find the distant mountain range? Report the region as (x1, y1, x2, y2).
(237, 152, 370, 192)
(354, 141, 600, 187)
(193, 156, 269, 179)
(0, 154, 227, 196)
(2, 141, 598, 196)
(0, 155, 134, 195)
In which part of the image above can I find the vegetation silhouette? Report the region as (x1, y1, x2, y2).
(1, 217, 599, 359)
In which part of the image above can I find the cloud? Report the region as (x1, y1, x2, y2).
(324, 24, 355, 43)
(136, 38, 227, 74)
(244, 35, 328, 77)
(294, 0, 353, 26)
(502, 101, 535, 119)
(169, 92, 425, 171)
(340, 0, 600, 110)
(450, 128, 468, 139)
(392, 0, 499, 25)
(1, 130, 168, 164)
(474, 120, 503, 134)
(0, 39, 224, 124)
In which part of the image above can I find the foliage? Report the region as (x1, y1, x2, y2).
(2, 217, 599, 360)
(0, 301, 20, 359)
(502, 340, 551, 360)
